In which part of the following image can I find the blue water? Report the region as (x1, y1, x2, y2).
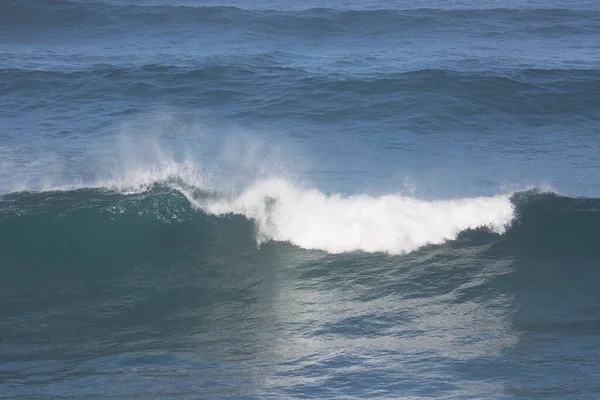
(1, 0, 600, 398)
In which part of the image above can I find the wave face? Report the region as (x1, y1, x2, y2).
(2, 182, 598, 261)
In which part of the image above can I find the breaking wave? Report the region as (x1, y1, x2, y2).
(0, 173, 567, 257)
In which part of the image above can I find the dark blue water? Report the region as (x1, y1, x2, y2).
(1, 0, 600, 398)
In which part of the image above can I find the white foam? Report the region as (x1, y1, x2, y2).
(198, 178, 515, 255)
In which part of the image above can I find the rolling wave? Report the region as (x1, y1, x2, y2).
(1, 178, 598, 260)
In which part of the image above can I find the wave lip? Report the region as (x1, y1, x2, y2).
(201, 179, 515, 255)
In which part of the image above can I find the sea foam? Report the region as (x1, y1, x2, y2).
(192, 178, 515, 255)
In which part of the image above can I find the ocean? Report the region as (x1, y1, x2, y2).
(1, 0, 600, 398)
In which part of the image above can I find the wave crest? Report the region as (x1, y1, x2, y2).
(193, 179, 514, 254)
(1, 176, 515, 255)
